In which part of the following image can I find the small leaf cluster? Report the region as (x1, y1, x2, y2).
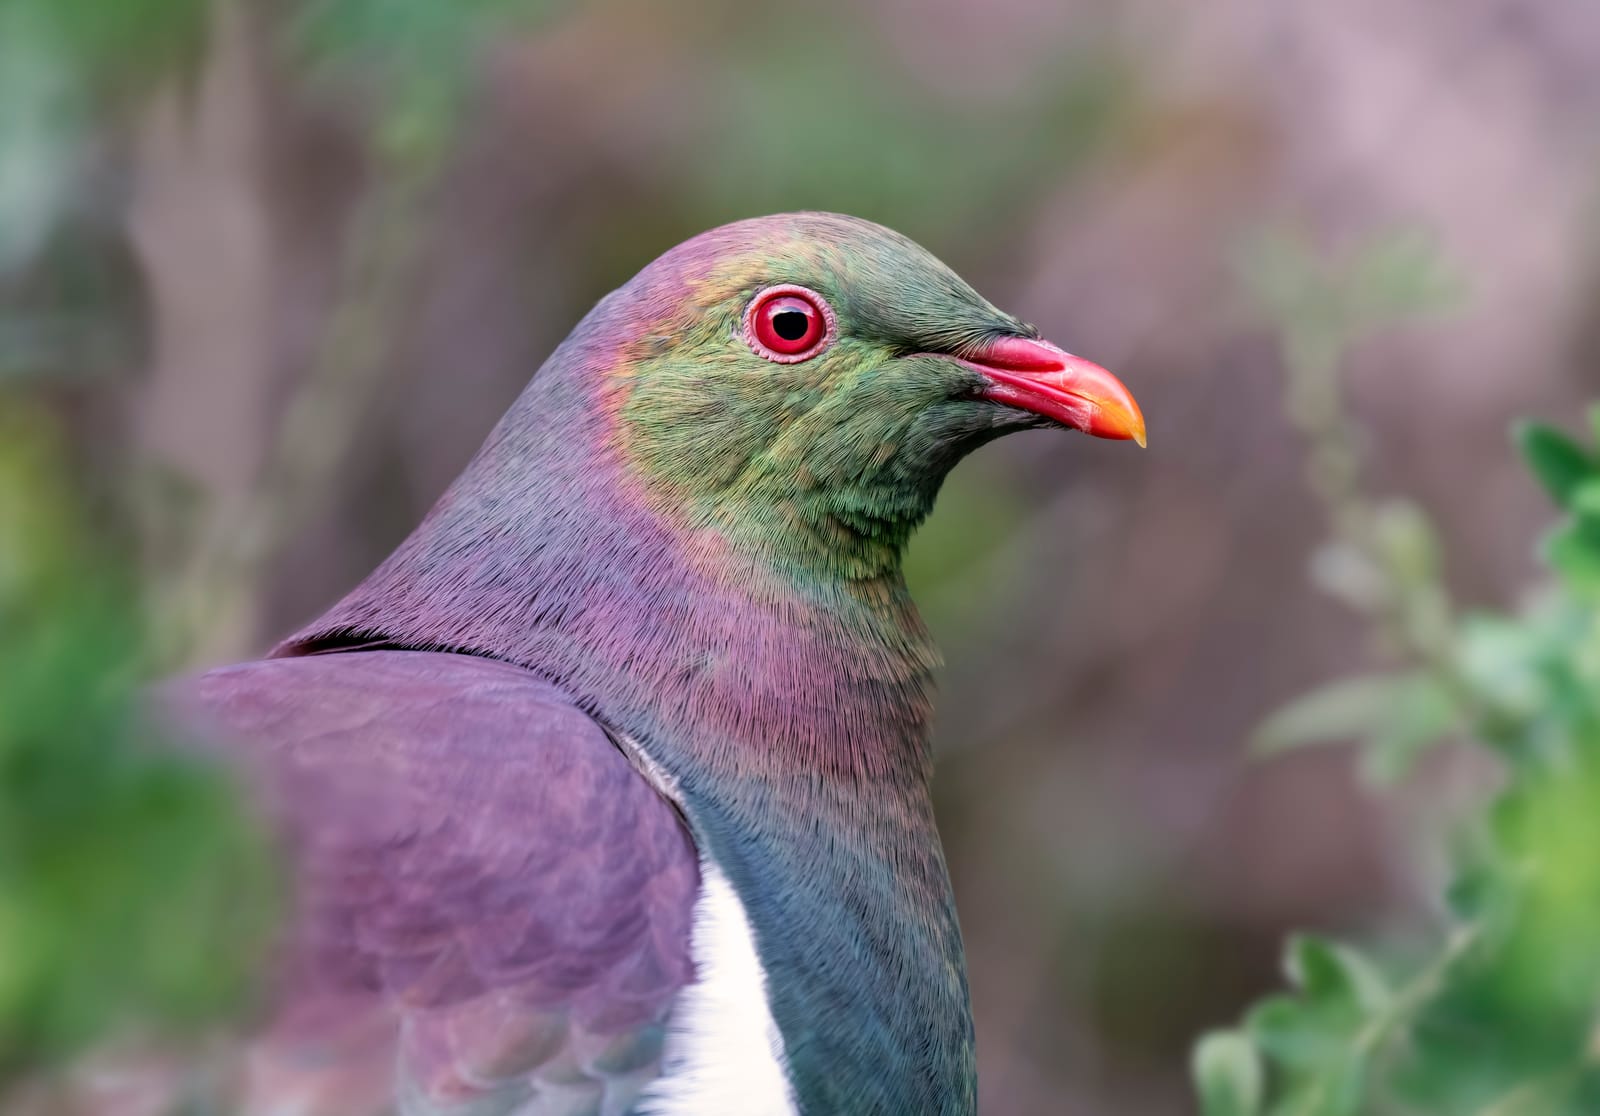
(1197, 226, 1600, 1116)
(1198, 415, 1600, 1116)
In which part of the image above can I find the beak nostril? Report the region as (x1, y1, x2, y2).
(965, 335, 1070, 374)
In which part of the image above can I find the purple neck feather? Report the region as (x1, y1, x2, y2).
(279, 240, 942, 790)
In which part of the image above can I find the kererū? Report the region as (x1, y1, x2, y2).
(162, 213, 1144, 1116)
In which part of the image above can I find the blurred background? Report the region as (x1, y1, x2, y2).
(4, 1, 1600, 1112)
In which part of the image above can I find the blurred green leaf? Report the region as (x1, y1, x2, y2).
(0, 6, 85, 273)
(1358, 675, 1457, 784)
(0, 407, 279, 1079)
(1308, 541, 1388, 612)
(1254, 673, 1449, 762)
(1445, 863, 1504, 924)
(1515, 421, 1596, 511)
(1247, 995, 1339, 1069)
(1286, 936, 1392, 1015)
(2, 0, 211, 99)
(1371, 498, 1441, 587)
(1343, 228, 1465, 328)
(1568, 478, 1600, 520)
(1542, 520, 1600, 593)
(1248, 941, 1377, 1116)
(1246, 940, 1374, 1082)
(1456, 613, 1548, 720)
(1194, 1030, 1264, 1116)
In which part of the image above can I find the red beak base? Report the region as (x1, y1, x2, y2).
(962, 335, 1146, 447)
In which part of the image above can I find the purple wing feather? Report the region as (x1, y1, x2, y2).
(159, 650, 699, 1116)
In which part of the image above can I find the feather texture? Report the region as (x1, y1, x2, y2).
(160, 651, 699, 1116)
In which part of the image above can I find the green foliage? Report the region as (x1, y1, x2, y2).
(0, 409, 278, 1083)
(0, 0, 206, 376)
(293, 0, 561, 66)
(1520, 414, 1600, 598)
(1239, 226, 1463, 383)
(290, 0, 568, 161)
(1195, 1030, 1266, 1116)
(1253, 672, 1456, 784)
(1198, 233, 1600, 1115)
(691, 30, 1129, 253)
(0, 0, 211, 99)
(1516, 422, 1596, 512)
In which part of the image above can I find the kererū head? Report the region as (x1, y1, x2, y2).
(593, 212, 1144, 578)
(290, 210, 1143, 739)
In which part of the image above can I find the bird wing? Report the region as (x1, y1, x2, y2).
(163, 649, 700, 1116)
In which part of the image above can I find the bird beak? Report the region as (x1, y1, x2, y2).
(963, 335, 1146, 447)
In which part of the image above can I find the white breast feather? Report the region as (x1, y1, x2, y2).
(634, 860, 799, 1116)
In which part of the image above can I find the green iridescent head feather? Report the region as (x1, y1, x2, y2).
(610, 214, 1044, 581)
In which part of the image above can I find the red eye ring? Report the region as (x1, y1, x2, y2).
(743, 284, 835, 363)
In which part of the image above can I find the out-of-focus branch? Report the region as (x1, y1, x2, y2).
(1243, 227, 1474, 712)
(156, 2, 566, 667)
(162, 110, 447, 666)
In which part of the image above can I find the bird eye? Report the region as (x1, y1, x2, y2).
(744, 285, 834, 362)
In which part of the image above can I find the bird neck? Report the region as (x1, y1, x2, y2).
(287, 280, 950, 783)
(282, 387, 942, 780)
(278, 296, 976, 1108)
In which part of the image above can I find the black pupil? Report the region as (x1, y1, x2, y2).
(772, 307, 811, 342)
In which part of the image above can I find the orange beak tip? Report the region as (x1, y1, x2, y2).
(961, 336, 1147, 449)
(1122, 401, 1149, 448)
